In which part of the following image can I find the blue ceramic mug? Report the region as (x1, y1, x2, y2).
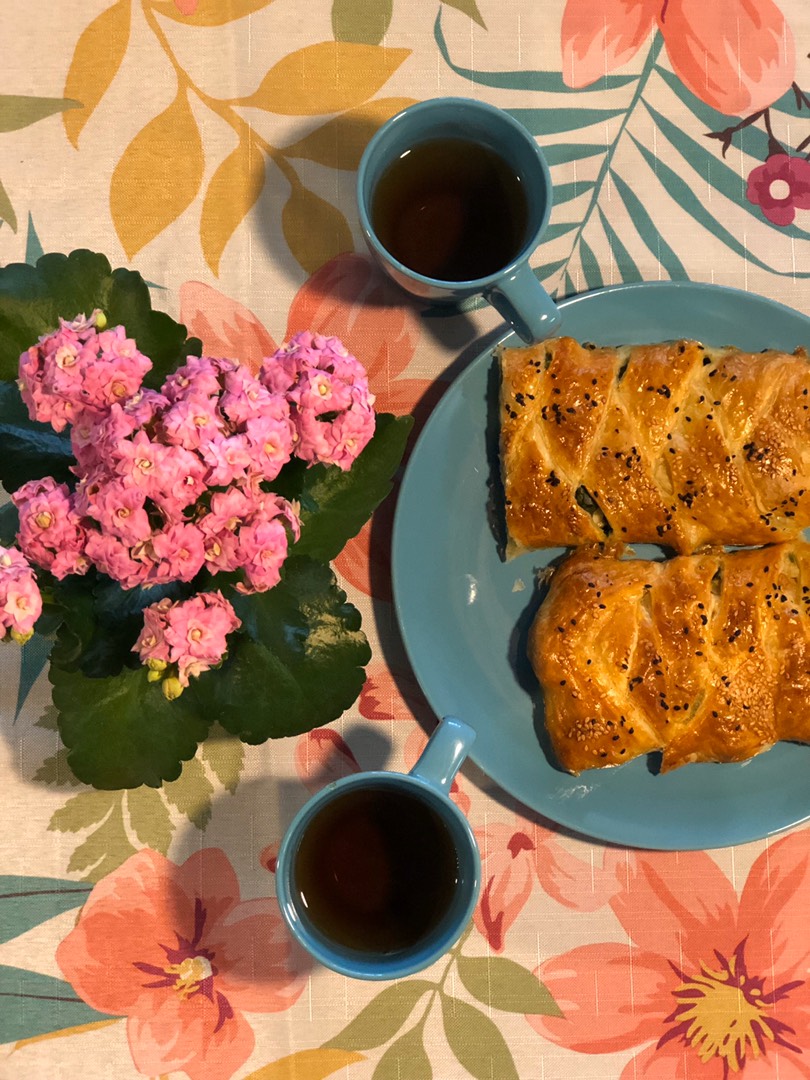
(357, 96, 561, 343)
(275, 716, 480, 980)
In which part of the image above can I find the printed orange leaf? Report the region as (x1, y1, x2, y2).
(282, 97, 417, 171)
(201, 136, 266, 275)
(235, 41, 410, 116)
(63, 0, 131, 147)
(0, 177, 16, 232)
(110, 89, 204, 258)
(242, 1048, 365, 1080)
(282, 178, 353, 274)
(150, 0, 276, 25)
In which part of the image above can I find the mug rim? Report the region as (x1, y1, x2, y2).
(275, 769, 481, 980)
(356, 95, 553, 290)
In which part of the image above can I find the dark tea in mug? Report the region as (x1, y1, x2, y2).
(292, 784, 460, 954)
(370, 137, 530, 282)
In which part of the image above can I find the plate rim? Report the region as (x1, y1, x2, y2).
(391, 280, 810, 850)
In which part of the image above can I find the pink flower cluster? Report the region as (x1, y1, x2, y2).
(10, 316, 376, 691)
(134, 591, 241, 699)
(0, 545, 43, 643)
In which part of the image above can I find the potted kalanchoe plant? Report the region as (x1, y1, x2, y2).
(0, 251, 412, 790)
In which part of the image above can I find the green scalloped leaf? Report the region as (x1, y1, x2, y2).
(372, 1022, 432, 1080)
(163, 754, 215, 830)
(201, 724, 244, 794)
(188, 557, 371, 742)
(440, 992, 519, 1080)
(126, 784, 174, 852)
(0, 250, 199, 384)
(51, 660, 211, 789)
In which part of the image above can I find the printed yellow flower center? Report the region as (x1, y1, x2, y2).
(673, 962, 768, 1070)
(769, 178, 791, 200)
(168, 955, 212, 998)
(659, 942, 801, 1075)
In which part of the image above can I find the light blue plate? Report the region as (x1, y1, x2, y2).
(392, 282, 810, 850)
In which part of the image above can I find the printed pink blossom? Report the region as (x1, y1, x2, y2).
(747, 153, 810, 225)
(0, 545, 43, 641)
(528, 833, 810, 1078)
(561, 0, 795, 116)
(57, 848, 307, 1080)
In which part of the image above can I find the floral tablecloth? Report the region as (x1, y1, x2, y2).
(2, 1, 810, 1078)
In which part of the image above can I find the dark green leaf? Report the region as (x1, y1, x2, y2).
(26, 214, 44, 265)
(372, 1021, 432, 1080)
(541, 143, 607, 167)
(440, 993, 519, 1080)
(0, 877, 91, 945)
(0, 500, 18, 545)
(273, 413, 412, 562)
(597, 206, 642, 283)
(324, 980, 433, 1051)
(189, 557, 371, 742)
(15, 630, 53, 721)
(609, 168, 689, 280)
(456, 955, 563, 1016)
(0, 965, 115, 1043)
(578, 236, 604, 290)
(51, 662, 211, 789)
(332, 0, 392, 43)
(0, 380, 74, 491)
(510, 107, 624, 138)
(628, 133, 810, 279)
(0, 250, 198, 383)
(434, 10, 635, 92)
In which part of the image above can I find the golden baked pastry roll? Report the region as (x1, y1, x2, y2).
(500, 337, 810, 555)
(528, 542, 810, 774)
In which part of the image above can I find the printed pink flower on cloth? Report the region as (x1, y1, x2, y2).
(561, 0, 795, 115)
(294, 728, 362, 793)
(473, 817, 622, 952)
(56, 848, 307, 1080)
(747, 153, 810, 225)
(528, 831, 810, 1078)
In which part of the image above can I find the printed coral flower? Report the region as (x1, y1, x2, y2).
(746, 153, 810, 226)
(527, 831, 810, 1078)
(57, 848, 307, 1080)
(473, 817, 623, 952)
(561, 0, 795, 115)
(294, 728, 362, 793)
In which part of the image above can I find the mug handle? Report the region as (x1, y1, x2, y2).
(410, 716, 476, 796)
(484, 263, 561, 344)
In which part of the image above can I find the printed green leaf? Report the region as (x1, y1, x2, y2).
(332, 0, 392, 44)
(597, 205, 642, 283)
(47, 789, 119, 833)
(33, 745, 84, 788)
(643, 97, 810, 243)
(189, 558, 370, 742)
(532, 258, 567, 282)
(272, 413, 413, 562)
(126, 785, 174, 852)
(0, 250, 198, 385)
(63, 798, 138, 880)
(0, 176, 17, 232)
(324, 980, 433, 1051)
(201, 724, 244, 793)
(578, 236, 604, 290)
(510, 107, 625, 138)
(456, 956, 563, 1016)
(543, 221, 580, 242)
(628, 133, 810, 278)
(609, 168, 689, 280)
(51, 661, 211, 789)
(552, 179, 596, 206)
(0, 966, 115, 1044)
(0, 877, 91, 945)
(163, 754, 215, 830)
(372, 1022, 432, 1080)
(541, 143, 607, 167)
(434, 10, 635, 92)
(440, 993, 519, 1080)
(441, 0, 485, 29)
(0, 95, 81, 134)
(26, 215, 44, 264)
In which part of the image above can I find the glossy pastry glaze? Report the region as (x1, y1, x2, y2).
(528, 543, 810, 773)
(499, 337, 810, 554)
